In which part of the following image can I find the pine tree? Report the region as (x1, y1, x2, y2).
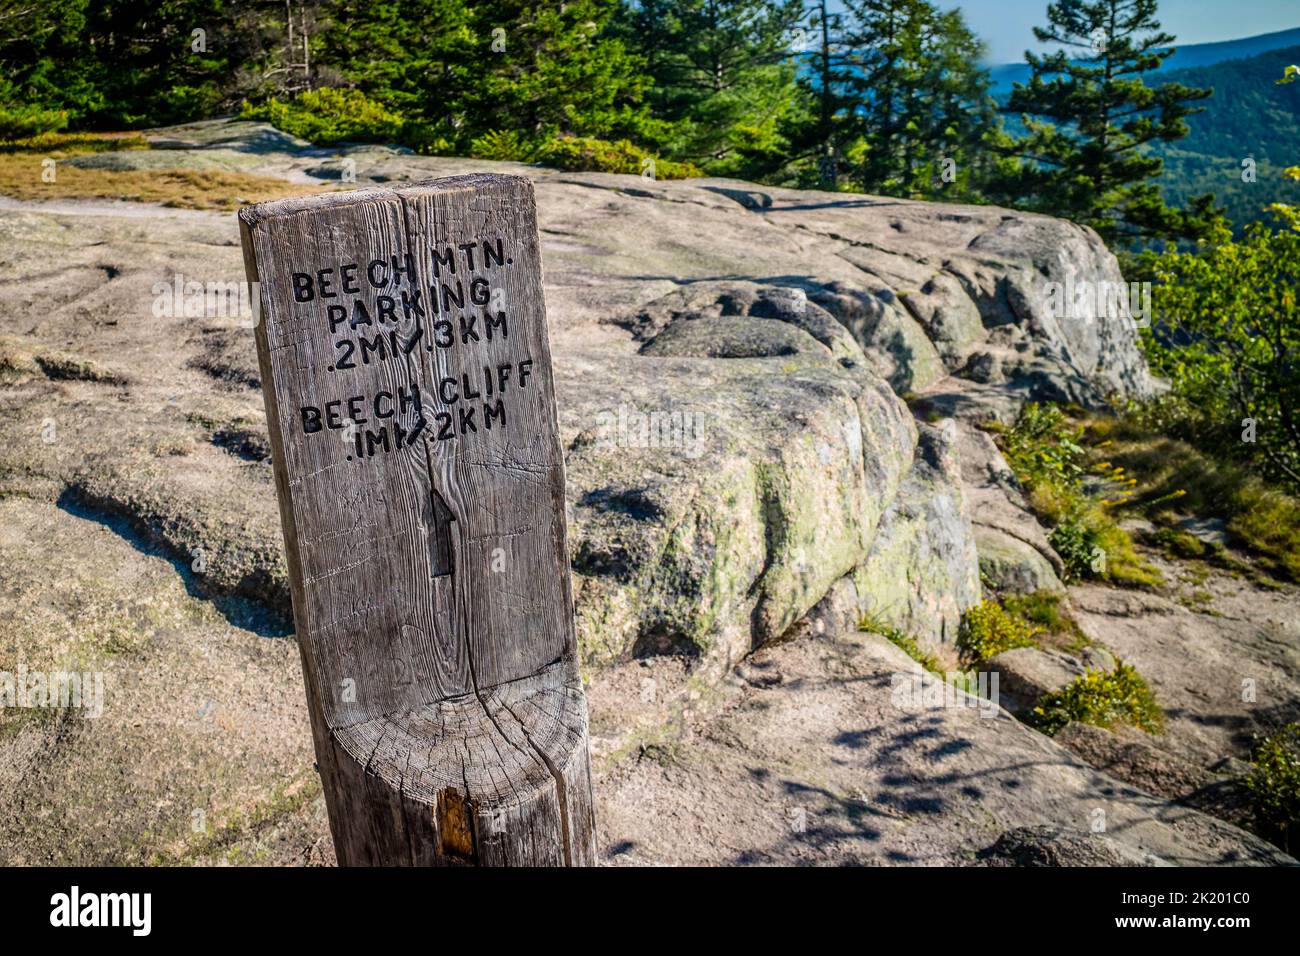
(461, 0, 653, 145)
(319, 0, 477, 143)
(838, 0, 993, 198)
(785, 0, 851, 188)
(614, 0, 805, 177)
(1002, 0, 1222, 244)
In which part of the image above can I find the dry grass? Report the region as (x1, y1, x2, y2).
(0, 152, 325, 210)
(0, 131, 151, 154)
(1085, 415, 1300, 582)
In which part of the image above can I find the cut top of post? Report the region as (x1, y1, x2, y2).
(240, 174, 575, 729)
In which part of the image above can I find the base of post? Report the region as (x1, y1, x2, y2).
(314, 662, 596, 866)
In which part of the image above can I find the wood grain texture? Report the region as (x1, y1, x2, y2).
(239, 174, 594, 866)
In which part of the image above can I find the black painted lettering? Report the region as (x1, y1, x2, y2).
(461, 372, 481, 401)
(364, 427, 390, 457)
(458, 406, 477, 434)
(327, 304, 347, 334)
(340, 264, 360, 295)
(347, 395, 366, 425)
(301, 405, 322, 433)
(316, 269, 336, 298)
(470, 277, 490, 306)
(441, 281, 464, 311)
(432, 247, 455, 278)
(292, 273, 314, 302)
(351, 300, 373, 329)
(401, 289, 424, 319)
(335, 339, 356, 370)
(359, 333, 387, 364)
(435, 412, 454, 441)
(391, 253, 416, 287)
(458, 242, 477, 271)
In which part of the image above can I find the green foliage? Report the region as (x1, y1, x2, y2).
(1157, 148, 1300, 238)
(1001, 590, 1090, 651)
(1138, 221, 1300, 488)
(1048, 518, 1104, 581)
(458, 0, 656, 144)
(240, 89, 406, 146)
(469, 129, 542, 163)
(0, 131, 149, 155)
(838, 0, 998, 199)
(1086, 411, 1300, 581)
(998, 0, 1223, 244)
(1246, 723, 1300, 854)
(957, 599, 1038, 664)
(788, 0, 997, 198)
(0, 103, 69, 142)
(1026, 662, 1165, 736)
(861, 614, 943, 673)
(1147, 49, 1300, 234)
(538, 136, 701, 178)
(1001, 402, 1085, 489)
(997, 404, 1161, 586)
(612, 0, 805, 179)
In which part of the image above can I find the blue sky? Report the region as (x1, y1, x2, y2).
(936, 0, 1300, 63)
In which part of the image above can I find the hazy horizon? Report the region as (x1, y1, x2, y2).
(934, 1, 1300, 64)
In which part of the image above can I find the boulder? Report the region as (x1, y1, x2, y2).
(856, 419, 982, 645)
(988, 645, 1114, 712)
(979, 825, 1170, 867)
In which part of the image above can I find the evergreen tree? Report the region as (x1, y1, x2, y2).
(838, 0, 994, 198)
(1002, 0, 1222, 244)
(0, 0, 95, 131)
(614, 0, 805, 177)
(785, 0, 850, 188)
(318, 0, 477, 144)
(459, 0, 653, 145)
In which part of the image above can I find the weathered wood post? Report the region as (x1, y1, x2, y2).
(238, 174, 596, 865)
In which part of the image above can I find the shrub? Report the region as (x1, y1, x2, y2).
(470, 129, 541, 163)
(998, 404, 1161, 587)
(957, 599, 1038, 664)
(537, 135, 701, 179)
(1138, 221, 1300, 490)
(241, 88, 405, 145)
(0, 131, 148, 155)
(1001, 590, 1089, 651)
(1087, 412, 1300, 582)
(1246, 723, 1300, 854)
(0, 103, 69, 142)
(1026, 662, 1165, 736)
(1001, 403, 1085, 489)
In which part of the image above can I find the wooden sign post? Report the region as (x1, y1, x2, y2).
(239, 174, 596, 865)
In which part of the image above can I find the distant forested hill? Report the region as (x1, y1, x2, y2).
(1151, 44, 1300, 231)
(998, 39, 1300, 232)
(988, 25, 1300, 95)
